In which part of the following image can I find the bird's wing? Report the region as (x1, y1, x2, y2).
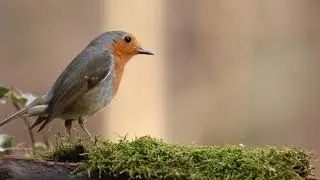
(36, 48, 113, 131)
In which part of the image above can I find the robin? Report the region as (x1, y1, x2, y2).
(0, 31, 153, 140)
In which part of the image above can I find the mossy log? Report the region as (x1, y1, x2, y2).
(0, 156, 317, 180)
(0, 136, 316, 180)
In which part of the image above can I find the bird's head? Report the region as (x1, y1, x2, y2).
(92, 31, 153, 63)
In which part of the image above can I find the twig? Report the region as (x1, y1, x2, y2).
(9, 88, 36, 151)
(12, 101, 35, 151)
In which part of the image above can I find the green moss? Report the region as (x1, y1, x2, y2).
(43, 135, 314, 179)
(41, 135, 88, 163)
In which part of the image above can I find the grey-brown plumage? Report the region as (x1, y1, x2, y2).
(0, 31, 153, 139)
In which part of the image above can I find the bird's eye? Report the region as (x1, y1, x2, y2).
(124, 36, 132, 43)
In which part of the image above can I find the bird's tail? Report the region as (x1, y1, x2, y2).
(0, 107, 29, 127)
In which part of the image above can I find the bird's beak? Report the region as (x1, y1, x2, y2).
(137, 47, 154, 55)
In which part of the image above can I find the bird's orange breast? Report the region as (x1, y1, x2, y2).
(108, 42, 133, 96)
(113, 58, 125, 95)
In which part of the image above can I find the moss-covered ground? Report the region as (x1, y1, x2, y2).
(41, 135, 314, 179)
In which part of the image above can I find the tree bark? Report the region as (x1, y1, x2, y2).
(0, 156, 92, 180)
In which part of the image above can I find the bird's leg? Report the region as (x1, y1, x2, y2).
(78, 118, 94, 141)
(64, 119, 73, 138)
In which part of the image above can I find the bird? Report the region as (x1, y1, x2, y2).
(0, 31, 153, 140)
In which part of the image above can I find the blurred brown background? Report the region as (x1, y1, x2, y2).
(0, 0, 319, 174)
